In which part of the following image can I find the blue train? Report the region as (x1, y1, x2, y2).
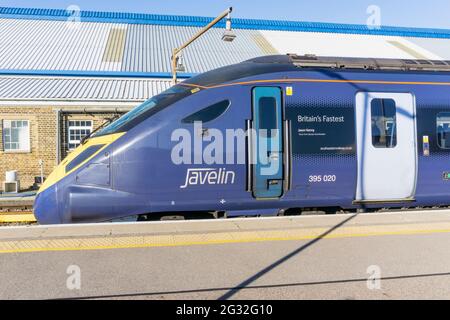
(34, 54, 450, 224)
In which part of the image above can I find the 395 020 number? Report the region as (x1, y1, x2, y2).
(308, 175, 337, 183)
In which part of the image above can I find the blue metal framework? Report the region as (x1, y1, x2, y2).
(2, 6, 450, 39)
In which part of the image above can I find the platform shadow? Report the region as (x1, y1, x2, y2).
(58, 270, 450, 300)
(217, 213, 358, 300)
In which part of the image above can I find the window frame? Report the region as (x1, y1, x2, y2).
(181, 100, 231, 124)
(2, 119, 31, 153)
(436, 112, 450, 150)
(258, 96, 278, 136)
(370, 98, 398, 149)
(67, 120, 93, 151)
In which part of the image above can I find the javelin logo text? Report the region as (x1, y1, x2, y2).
(180, 168, 236, 189)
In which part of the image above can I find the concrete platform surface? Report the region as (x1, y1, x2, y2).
(0, 192, 35, 200)
(1, 210, 450, 299)
(0, 194, 34, 207)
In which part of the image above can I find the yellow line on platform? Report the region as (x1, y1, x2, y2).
(1, 222, 450, 254)
(0, 213, 36, 223)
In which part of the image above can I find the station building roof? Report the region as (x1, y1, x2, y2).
(1, 6, 450, 103)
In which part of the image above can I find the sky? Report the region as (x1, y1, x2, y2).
(2, 0, 450, 29)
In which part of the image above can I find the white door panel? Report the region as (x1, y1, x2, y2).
(355, 92, 417, 201)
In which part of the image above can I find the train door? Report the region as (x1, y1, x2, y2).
(355, 92, 417, 202)
(250, 87, 284, 199)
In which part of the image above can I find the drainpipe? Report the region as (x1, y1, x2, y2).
(55, 109, 61, 164)
(38, 159, 44, 184)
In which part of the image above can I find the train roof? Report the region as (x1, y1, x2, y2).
(249, 54, 450, 73)
(183, 54, 450, 88)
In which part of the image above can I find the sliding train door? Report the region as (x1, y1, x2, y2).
(251, 87, 284, 199)
(355, 92, 417, 202)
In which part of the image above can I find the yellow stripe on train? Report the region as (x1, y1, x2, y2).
(38, 133, 125, 194)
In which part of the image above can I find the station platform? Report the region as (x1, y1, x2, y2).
(0, 192, 35, 207)
(2, 210, 450, 299)
(0, 193, 36, 224)
(2, 209, 450, 253)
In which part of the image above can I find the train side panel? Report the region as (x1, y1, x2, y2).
(285, 78, 357, 208)
(87, 69, 450, 219)
(111, 69, 450, 215)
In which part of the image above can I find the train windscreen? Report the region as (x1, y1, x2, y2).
(93, 85, 192, 137)
(93, 57, 297, 137)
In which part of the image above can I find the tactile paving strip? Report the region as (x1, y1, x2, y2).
(2, 221, 450, 254)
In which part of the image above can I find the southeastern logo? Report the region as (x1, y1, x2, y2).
(180, 168, 236, 189)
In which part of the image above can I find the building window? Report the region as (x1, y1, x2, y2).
(437, 112, 450, 149)
(68, 120, 93, 150)
(2, 120, 30, 152)
(371, 98, 397, 148)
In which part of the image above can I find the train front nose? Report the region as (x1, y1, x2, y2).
(33, 184, 61, 224)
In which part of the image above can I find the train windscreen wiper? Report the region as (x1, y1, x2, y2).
(81, 115, 120, 145)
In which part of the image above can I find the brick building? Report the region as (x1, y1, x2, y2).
(1, 6, 450, 191)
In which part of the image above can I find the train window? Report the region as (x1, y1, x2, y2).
(258, 97, 277, 136)
(437, 113, 450, 149)
(371, 98, 397, 148)
(93, 85, 192, 137)
(182, 100, 230, 124)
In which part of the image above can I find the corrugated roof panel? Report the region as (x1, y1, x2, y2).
(0, 18, 128, 72)
(0, 17, 267, 74)
(260, 30, 443, 60)
(406, 37, 450, 60)
(0, 76, 171, 101)
(2, 13, 450, 75)
(122, 24, 267, 73)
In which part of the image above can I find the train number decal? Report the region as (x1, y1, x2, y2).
(308, 175, 337, 183)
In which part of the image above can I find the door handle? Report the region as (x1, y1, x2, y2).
(283, 120, 292, 191)
(246, 119, 253, 192)
(269, 180, 281, 185)
(269, 152, 279, 162)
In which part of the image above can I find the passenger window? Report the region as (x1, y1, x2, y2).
(437, 112, 450, 149)
(182, 100, 230, 123)
(371, 98, 397, 148)
(258, 97, 277, 136)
